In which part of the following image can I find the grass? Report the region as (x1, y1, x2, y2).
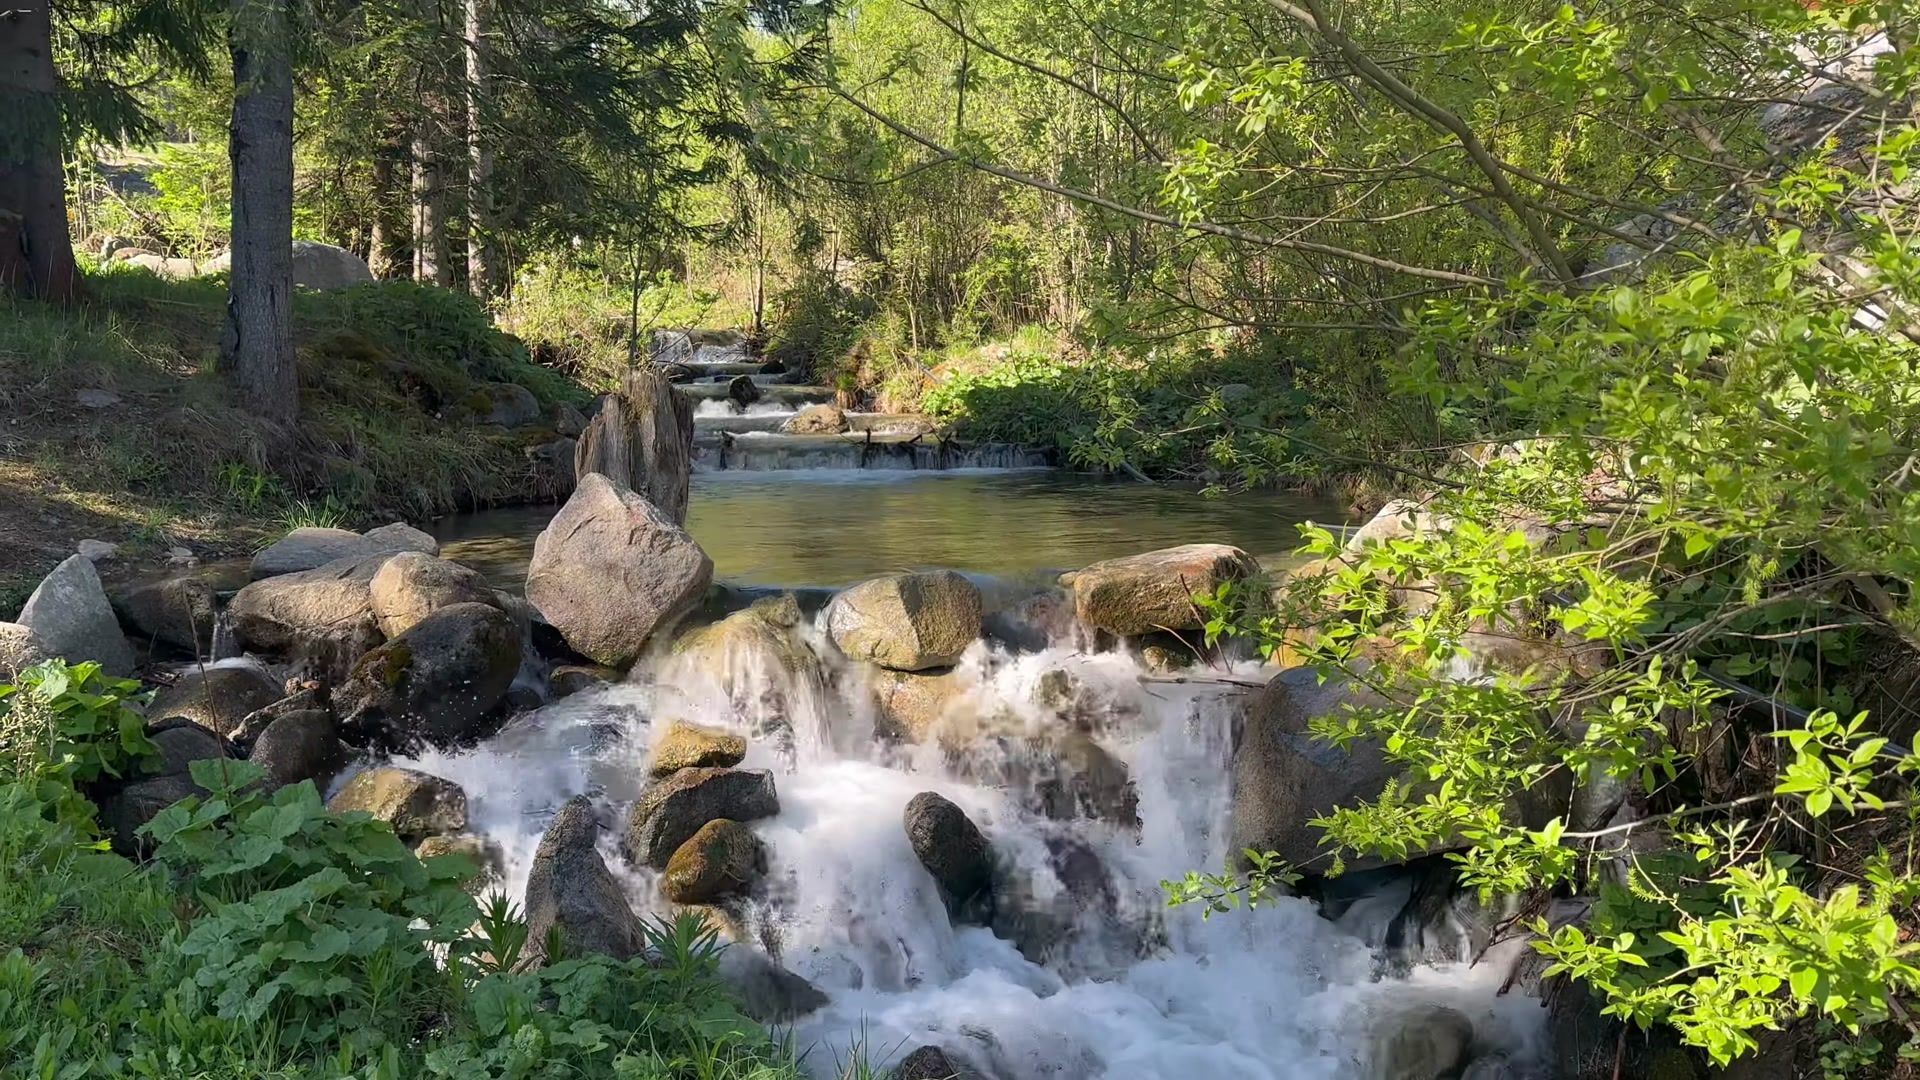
(0, 267, 594, 605)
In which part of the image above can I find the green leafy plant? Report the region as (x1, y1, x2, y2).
(0, 660, 157, 828)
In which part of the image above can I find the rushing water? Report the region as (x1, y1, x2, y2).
(434, 470, 1346, 590)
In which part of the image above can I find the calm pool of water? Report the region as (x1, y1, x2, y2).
(433, 470, 1346, 591)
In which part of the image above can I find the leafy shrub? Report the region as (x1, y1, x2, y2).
(0, 660, 156, 828)
(766, 271, 875, 379)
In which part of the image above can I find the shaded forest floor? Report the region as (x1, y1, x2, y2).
(0, 271, 588, 610)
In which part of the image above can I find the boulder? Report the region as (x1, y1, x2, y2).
(17, 555, 135, 676)
(552, 402, 589, 438)
(870, 667, 973, 743)
(226, 554, 388, 659)
(250, 523, 435, 580)
(334, 602, 521, 751)
(148, 663, 284, 736)
(551, 664, 618, 698)
(715, 948, 828, 1023)
(122, 251, 200, 279)
(903, 791, 993, 921)
(96, 719, 232, 856)
(1375, 1004, 1475, 1080)
(650, 720, 748, 777)
(526, 474, 712, 667)
(76, 539, 119, 563)
(891, 1047, 978, 1080)
(1346, 498, 1441, 550)
(0, 623, 51, 680)
(667, 606, 823, 740)
(990, 832, 1134, 971)
(524, 796, 647, 965)
(327, 766, 469, 843)
(781, 404, 849, 434)
(726, 374, 762, 409)
(1059, 544, 1259, 636)
(368, 551, 498, 638)
(247, 709, 348, 791)
(1035, 732, 1139, 828)
(416, 833, 505, 894)
(469, 382, 541, 428)
(1229, 667, 1392, 872)
(662, 818, 766, 903)
(111, 574, 218, 656)
(827, 571, 981, 672)
(205, 241, 372, 290)
(624, 767, 779, 868)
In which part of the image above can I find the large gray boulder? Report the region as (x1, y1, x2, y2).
(471, 382, 542, 428)
(247, 709, 348, 791)
(148, 663, 284, 737)
(0, 623, 51, 680)
(904, 791, 993, 922)
(327, 766, 469, 843)
(623, 766, 779, 868)
(1059, 544, 1259, 636)
(368, 551, 498, 638)
(526, 473, 712, 668)
(1229, 667, 1393, 873)
(250, 523, 436, 580)
(226, 553, 389, 659)
(96, 719, 232, 856)
(334, 602, 520, 751)
(524, 796, 647, 965)
(715, 948, 828, 1023)
(827, 571, 982, 672)
(111, 574, 219, 657)
(18, 555, 135, 676)
(781, 404, 849, 434)
(204, 241, 373, 291)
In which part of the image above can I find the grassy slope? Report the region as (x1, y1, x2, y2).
(0, 269, 588, 611)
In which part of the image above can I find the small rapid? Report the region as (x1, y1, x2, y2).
(394, 607, 1546, 1079)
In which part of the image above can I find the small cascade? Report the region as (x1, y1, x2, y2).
(208, 609, 242, 661)
(698, 432, 1051, 472)
(394, 599, 1547, 1080)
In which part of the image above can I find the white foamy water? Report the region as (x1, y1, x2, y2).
(396, 620, 1545, 1079)
(695, 399, 794, 418)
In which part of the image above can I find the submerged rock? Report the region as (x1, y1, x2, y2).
(334, 602, 521, 751)
(870, 666, 974, 744)
(662, 818, 766, 903)
(1059, 543, 1259, 636)
(327, 766, 469, 843)
(903, 791, 993, 922)
(250, 523, 435, 580)
(525, 796, 647, 965)
(148, 663, 284, 737)
(781, 403, 849, 434)
(666, 605, 824, 741)
(368, 551, 499, 638)
(0, 623, 51, 680)
(827, 571, 982, 672)
(715, 948, 828, 1023)
(18, 554, 135, 676)
(526, 473, 713, 668)
(649, 720, 748, 777)
(624, 766, 779, 868)
(247, 709, 348, 791)
(96, 719, 232, 856)
(1374, 1004, 1474, 1080)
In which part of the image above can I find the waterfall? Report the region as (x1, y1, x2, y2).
(393, 606, 1547, 1079)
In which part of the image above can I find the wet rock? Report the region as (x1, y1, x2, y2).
(904, 792, 993, 922)
(111, 574, 218, 656)
(18, 555, 135, 676)
(870, 666, 973, 743)
(1035, 732, 1139, 828)
(624, 766, 779, 868)
(781, 403, 849, 434)
(250, 523, 435, 580)
(982, 587, 1083, 653)
(335, 602, 521, 751)
(1138, 643, 1190, 675)
(726, 374, 762, 409)
(226, 553, 389, 660)
(990, 832, 1129, 970)
(229, 683, 326, 744)
(328, 766, 468, 842)
(551, 664, 618, 698)
(526, 473, 713, 668)
(368, 551, 498, 638)
(472, 382, 542, 427)
(248, 709, 348, 791)
(149, 663, 284, 736)
(1375, 1004, 1474, 1080)
(891, 1046, 981, 1080)
(1229, 666, 1394, 872)
(96, 719, 232, 856)
(828, 571, 982, 672)
(669, 603, 823, 726)
(1059, 544, 1259, 636)
(0, 623, 51, 680)
(416, 833, 505, 893)
(649, 720, 748, 777)
(715, 948, 828, 1023)
(662, 818, 766, 903)
(525, 795, 647, 965)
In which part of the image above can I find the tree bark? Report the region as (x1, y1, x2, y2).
(0, 1, 83, 303)
(412, 118, 451, 286)
(367, 126, 408, 278)
(221, 0, 298, 426)
(573, 368, 693, 524)
(464, 0, 497, 298)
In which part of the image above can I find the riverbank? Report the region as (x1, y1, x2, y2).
(0, 270, 587, 610)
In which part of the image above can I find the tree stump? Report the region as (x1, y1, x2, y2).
(574, 367, 694, 524)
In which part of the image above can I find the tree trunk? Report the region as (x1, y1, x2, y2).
(412, 119, 451, 286)
(464, 0, 497, 299)
(0, 2, 82, 302)
(573, 368, 693, 524)
(221, 0, 298, 426)
(367, 127, 408, 278)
